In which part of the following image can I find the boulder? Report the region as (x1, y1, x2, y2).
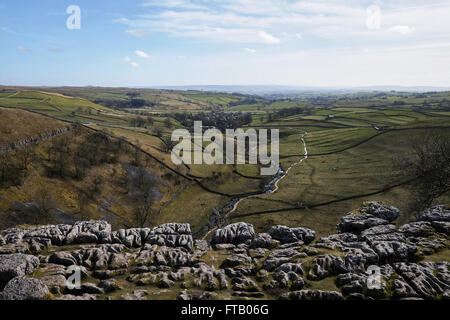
(146, 223, 193, 250)
(360, 201, 400, 222)
(49, 251, 78, 267)
(268, 225, 315, 244)
(111, 228, 150, 248)
(249, 233, 279, 249)
(394, 262, 450, 300)
(98, 279, 121, 293)
(212, 223, 255, 245)
(307, 255, 348, 280)
(280, 289, 344, 300)
(419, 205, 450, 222)
(263, 248, 301, 271)
(65, 221, 111, 245)
(360, 224, 396, 238)
(431, 221, 450, 235)
(398, 222, 434, 237)
(121, 289, 149, 300)
(23, 224, 71, 246)
(337, 214, 389, 233)
(1, 277, 49, 300)
(0, 254, 40, 286)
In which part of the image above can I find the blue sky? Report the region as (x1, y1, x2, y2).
(1, 0, 450, 87)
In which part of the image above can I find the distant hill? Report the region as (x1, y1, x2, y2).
(148, 85, 450, 95)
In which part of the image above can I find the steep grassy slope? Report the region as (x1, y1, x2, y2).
(0, 107, 70, 146)
(0, 111, 193, 231)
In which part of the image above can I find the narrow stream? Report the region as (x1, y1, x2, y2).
(197, 130, 308, 239)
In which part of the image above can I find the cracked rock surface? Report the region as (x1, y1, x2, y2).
(0, 202, 448, 300)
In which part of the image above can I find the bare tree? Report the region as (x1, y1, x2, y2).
(153, 127, 163, 138)
(397, 133, 450, 211)
(46, 135, 71, 177)
(129, 166, 156, 228)
(16, 147, 36, 170)
(0, 153, 9, 185)
(160, 135, 175, 153)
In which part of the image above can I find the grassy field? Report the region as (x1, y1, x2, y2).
(0, 107, 70, 146)
(1, 86, 449, 237)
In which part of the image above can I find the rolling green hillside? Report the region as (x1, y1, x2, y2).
(0, 86, 449, 237)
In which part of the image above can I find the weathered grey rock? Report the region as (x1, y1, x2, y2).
(22, 224, 71, 246)
(360, 202, 400, 222)
(0, 242, 30, 254)
(2, 228, 27, 244)
(121, 289, 148, 300)
(146, 223, 193, 250)
(249, 233, 279, 249)
(398, 222, 434, 237)
(212, 223, 255, 245)
(221, 254, 252, 268)
(177, 290, 218, 300)
(231, 276, 258, 292)
(78, 283, 104, 294)
(249, 247, 268, 258)
(213, 243, 235, 250)
(394, 262, 450, 300)
(268, 225, 315, 244)
(158, 274, 174, 288)
(35, 263, 67, 295)
(363, 232, 407, 245)
(0, 254, 40, 285)
(431, 221, 450, 235)
(275, 263, 303, 275)
(337, 214, 389, 233)
(65, 221, 111, 245)
(1, 277, 49, 300)
(338, 265, 394, 297)
(194, 239, 211, 252)
(55, 293, 98, 300)
(392, 277, 419, 299)
(315, 233, 359, 250)
(361, 224, 396, 238)
(419, 206, 450, 222)
(280, 290, 344, 300)
(341, 242, 379, 271)
(307, 255, 348, 280)
(49, 251, 78, 267)
(370, 241, 417, 263)
(336, 273, 367, 295)
(263, 248, 301, 271)
(347, 293, 374, 300)
(110, 228, 150, 248)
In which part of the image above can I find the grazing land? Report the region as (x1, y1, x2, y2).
(0, 86, 449, 236)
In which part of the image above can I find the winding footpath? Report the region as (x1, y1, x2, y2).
(201, 130, 308, 239)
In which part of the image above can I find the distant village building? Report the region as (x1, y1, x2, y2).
(326, 115, 335, 120)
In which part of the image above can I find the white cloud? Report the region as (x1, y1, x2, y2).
(124, 56, 139, 68)
(366, 5, 382, 30)
(257, 31, 280, 44)
(17, 45, 30, 52)
(389, 25, 415, 34)
(141, 0, 206, 10)
(135, 50, 152, 58)
(115, 0, 450, 51)
(245, 48, 256, 53)
(125, 29, 146, 38)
